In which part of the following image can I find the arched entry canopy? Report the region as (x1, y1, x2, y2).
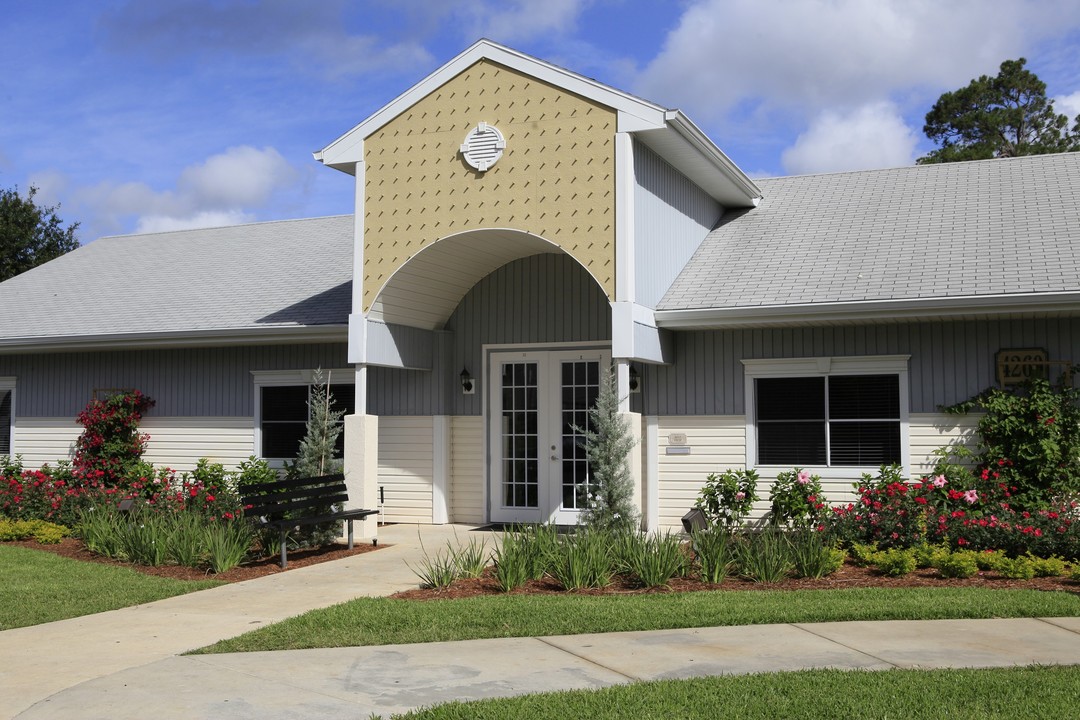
(357, 228, 606, 369)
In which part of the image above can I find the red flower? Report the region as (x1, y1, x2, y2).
(914, 496, 928, 505)
(189, 487, 198, 498)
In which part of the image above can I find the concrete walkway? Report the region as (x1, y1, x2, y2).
(4, 525, 1080, 719)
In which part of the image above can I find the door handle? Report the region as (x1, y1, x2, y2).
(551, 455, 560, 461)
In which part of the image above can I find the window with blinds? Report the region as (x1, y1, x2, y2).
(0, 389, 11, 456)
(260, 384, 355, 460)
(756, 374, 900, 467)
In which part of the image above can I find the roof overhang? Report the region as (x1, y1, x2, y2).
(314, 40, 762, 208)
(654, 292, 1080, 330)
(0, 325, 348, 355)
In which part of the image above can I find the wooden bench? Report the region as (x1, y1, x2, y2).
(240, 473, 378, 568)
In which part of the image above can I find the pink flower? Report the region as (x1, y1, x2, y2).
(797, 470, 811, 485)
(931, 475, 947, 488)
(734, 491, 745, 500)
(963, 489, 978, 504)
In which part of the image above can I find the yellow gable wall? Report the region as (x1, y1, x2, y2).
(363, 59, 617, 314)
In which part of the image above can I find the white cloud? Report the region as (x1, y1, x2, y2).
(781, 102, 920, 175)
(135, 210, 256, 234)
(636, 0, 1080, 123)
(460, 0, 590, 44)
(42, 146, 302, 239)
(1055, 90, 1080, 121)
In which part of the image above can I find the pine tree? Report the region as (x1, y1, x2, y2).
(290, 369, 345, 479)
(578, 366, 639, 532)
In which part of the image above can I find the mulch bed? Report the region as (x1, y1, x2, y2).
(391, 562, 1079, 601)
(9, 538, 1078, 598)
(6, 537, 383, 583)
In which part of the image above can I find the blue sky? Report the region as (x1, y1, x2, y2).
(3, 0, 1080, 242)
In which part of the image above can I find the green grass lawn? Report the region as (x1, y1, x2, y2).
(195, 585, 1080, 654)
(391, 665, 1080, 719)
(0, 545, 223, 629)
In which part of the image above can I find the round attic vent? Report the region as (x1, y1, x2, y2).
(459, 122, 506, 172)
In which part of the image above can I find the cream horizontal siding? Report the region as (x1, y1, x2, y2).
(378, 416, 434, 523)
(450, 416, 485, 523)
(656, 416, 746, 532)
(11, 417, 255, 473)
(140, 417, 254, 472)
(909, 412, 981, 478)
(11, 418, 81, 469)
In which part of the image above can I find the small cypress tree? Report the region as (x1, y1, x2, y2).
(290, 369, 345, 479)
(286, 369, 346, 547)
(578, 366, 639, 532)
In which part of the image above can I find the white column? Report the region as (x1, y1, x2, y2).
(343, 413, 379, 541)
(644, 415, 660, 532)
(432, 415, 450, 524)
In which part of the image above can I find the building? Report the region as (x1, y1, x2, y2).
(2, 40, 1078, 536)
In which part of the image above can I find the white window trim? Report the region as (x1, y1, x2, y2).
(742, 355, 910, 480)
(0, 377, 14, 457)
(251, 369, 354, 465)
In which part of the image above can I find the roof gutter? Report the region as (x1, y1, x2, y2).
(654, 292, 1080, 329)
(0, 325, 348, 355)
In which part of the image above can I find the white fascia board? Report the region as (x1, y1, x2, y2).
(315, 39, 669, 171)
(654, 292, 1080, 329)
(662, 111, 762, 206)
(0, 326, 348, 354)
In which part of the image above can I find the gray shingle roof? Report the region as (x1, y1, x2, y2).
(0, 215, 352, 346)
(658, 153, 1080, 311)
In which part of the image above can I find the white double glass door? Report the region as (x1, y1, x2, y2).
(488, 349, 609, 525)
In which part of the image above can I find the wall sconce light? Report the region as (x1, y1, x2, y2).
(629, 364, 641, 394)
(460, 367, 475, 395)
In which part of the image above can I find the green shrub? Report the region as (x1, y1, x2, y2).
(691, 525, 734, 584)
(450, 537, 489, 579)
(167, 512, 208, 567)
(912, 543, 950, 569)
(769, 468, 826, 528)
(0, 518, 69, 543)
(548, 529, 613, 590)
(943, 376, 1080, 509)
(972, 549, 1006, 571)
(935, 551, 979, 579)
(72, 390, 155, 486)
(622, 531, 688, 588)
(695, 469, 759, 529)
(492, 534, 531, 592)
(204, 519, 254, 573)
(872, 548, 917, 577)
(1029, 555, 1069, 578)
(735, 529, 793, 583)
(789, 529, 845, 579)
(994, 555, 1036, 580)
(848, 542, 879, 567)
(1071, 564, 1080, 582)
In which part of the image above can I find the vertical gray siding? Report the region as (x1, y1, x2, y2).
(633, 141, 722, 309)
(639, 318, 1080, 415)
(0, 343, 349, 417)
(368, 253, 611, 416)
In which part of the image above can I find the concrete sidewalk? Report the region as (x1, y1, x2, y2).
(1, 524, 498, 719)
(4, 524, 1080, 719)
(14, 618, 1080, 719)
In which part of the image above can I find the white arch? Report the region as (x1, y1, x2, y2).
(367, 228, 606, 330)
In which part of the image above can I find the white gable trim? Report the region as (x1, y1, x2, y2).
(316, 39, 667, 170)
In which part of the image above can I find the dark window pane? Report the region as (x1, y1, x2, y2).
(262, 386, 308, 422)
(758, 421, 826, 465)
(262, 422, 306, 458)
(830, 422, 901, 465)
(829, 375, 899, 420)
(327, 384, 355, 415)
(757, 377, 825, 421)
